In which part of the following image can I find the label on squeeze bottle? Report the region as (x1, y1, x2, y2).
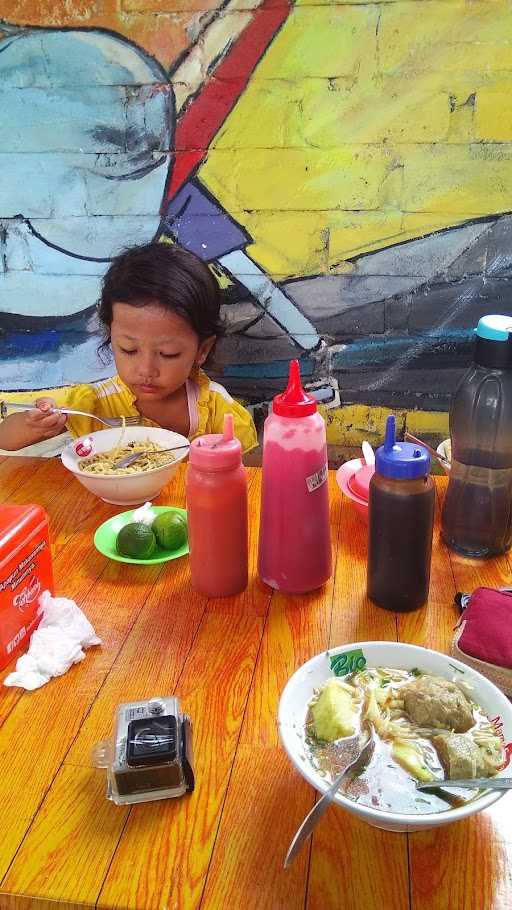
(306, 464, 328, 493)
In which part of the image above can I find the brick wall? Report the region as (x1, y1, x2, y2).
(1, 0, 512, 448)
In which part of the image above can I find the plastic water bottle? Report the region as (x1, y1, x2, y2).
(186, 414, 248, 596)
(367, 415, 434, 612)
(258, 360, 331, 593)
(441, 315, 512, 557)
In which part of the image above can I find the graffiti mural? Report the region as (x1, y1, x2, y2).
(1, 1, 512, 444)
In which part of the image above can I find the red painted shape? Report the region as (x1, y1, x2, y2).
(166, 0, 292, 198)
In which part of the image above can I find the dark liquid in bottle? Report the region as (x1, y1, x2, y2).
(441, 459, 512, 557)
(368, 479, 435, 612)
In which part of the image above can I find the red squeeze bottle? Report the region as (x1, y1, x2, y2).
(186, 414, 248, 597)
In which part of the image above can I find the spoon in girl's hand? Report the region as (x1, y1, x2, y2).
(361, 441, 375, 466)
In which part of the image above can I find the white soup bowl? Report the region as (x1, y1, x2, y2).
(61, 425, 189, 505)
(278, 641, 512, 833)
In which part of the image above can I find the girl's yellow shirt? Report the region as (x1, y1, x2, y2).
(1, 369, 258, 454)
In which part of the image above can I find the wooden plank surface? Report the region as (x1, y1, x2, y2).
(0, 456, 48, 503)
(0, 459, 510, 910)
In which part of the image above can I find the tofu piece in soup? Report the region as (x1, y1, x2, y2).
(311, 679, 357, 741)
(433, 733, 483, 779)
(392, 740, 435, 782)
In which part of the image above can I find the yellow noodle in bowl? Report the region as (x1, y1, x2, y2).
(79, 440, 174, 476)
(61, 426, 189, 505)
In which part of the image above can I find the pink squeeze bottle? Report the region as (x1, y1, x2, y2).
(258, 360, 332, 593)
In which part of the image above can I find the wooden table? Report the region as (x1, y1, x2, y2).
(0, 456, 511, 910)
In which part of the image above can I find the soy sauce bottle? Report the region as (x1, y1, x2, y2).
(367, 415, 434, 612)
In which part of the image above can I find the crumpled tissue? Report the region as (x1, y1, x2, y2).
(3, 590, 101, 690)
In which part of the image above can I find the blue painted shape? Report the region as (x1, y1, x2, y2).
(0, 330, 64, 357)
(164, 179, 249, 262)
(0, 27, 173, 323)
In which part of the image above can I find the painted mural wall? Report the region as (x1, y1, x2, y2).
(2, 0, 512, 448)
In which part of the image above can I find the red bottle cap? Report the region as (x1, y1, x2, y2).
(272, 360, 317, 418)
(189, 413, 242, 471)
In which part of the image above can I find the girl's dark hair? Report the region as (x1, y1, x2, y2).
(98, 242, 223, 356)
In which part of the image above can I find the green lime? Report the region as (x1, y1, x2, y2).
(152, 512, 188, 551)
(116, 522, 157, 559)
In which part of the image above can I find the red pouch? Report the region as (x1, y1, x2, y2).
(452, 587, 512, 696)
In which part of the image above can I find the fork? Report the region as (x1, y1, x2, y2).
(113, 444, 190, 470)
(0, 400, 142, 429)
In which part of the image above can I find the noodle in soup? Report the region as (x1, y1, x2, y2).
(78, 440, 174, 475)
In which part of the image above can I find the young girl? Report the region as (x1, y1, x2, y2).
(0, 243, 257, 453)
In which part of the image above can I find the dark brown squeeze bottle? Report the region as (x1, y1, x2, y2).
(367, 415, 435, 613)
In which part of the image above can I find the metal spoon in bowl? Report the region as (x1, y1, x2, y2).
(112, 444, 190, 470)
(416, 777, 512, 791)
(361, 440, 375, 466)
(404, 432, 451, 471)
(284, 728, 375, 868)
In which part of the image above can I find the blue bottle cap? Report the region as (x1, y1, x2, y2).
(475, 315, 512, 342)
(375, 415, 431, 480)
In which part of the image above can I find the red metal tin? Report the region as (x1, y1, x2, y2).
(0, 505, 54, 671)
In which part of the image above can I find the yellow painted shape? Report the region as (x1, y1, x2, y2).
(476, 92, 512, 141)
(241, 210, 329, 276)
(406, 409, 449, 439)
(288, 77, 451, 148)
(204, 146, 391, 211)
(201, 1, 512, 275)
(221, 210, 410, 277)
(378, 1, 512, 75)
(253, 6, 380, 80)
(327, 210, 405, 268)
(214, 80, 298, 149)
(321, 403, 449, 447)
(322, 404, 406, 448)
(400, 212, 472, 240)
(402, 143, 512, 215)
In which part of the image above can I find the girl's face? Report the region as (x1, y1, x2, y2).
(110, 302, 215, 401)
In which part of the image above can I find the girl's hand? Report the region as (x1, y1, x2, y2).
(26, 398, 68, 439)
(0, 397, 68, 450)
